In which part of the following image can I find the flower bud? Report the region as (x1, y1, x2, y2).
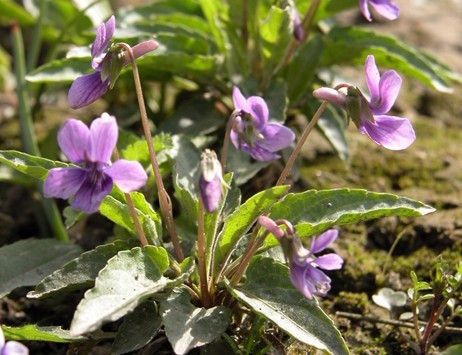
(199, 149, 223, 212)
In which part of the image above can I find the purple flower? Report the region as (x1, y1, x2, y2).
(289, 229, 343, 299)
(231, 86, 295, 161)
(290, 1, 304, 41)
(68, 16, 158, 109)
(313, 55, 415, 150)
(359, 0, 399, 22)
(199, 149, 223, 212)
(43, 113, 147, 213)
(0, 326, 28, 355)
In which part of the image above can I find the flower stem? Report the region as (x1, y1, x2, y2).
(112, 149, 148, 247)
(276, 100, 328, 186)
(197, 198, 212, 307)
(12, 22, 68, 243)
(27, 0, 47, 72)
(220, 109, 241, 171)
(118, 42, 184, 261)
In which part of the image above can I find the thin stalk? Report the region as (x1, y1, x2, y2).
(12, 22, 68, 242)
(117, 42, 184, 261)
(220, 109, 241, 171)
(197, 198, 212, 307)
(113, 148, 148, 246)
(27, 0, 48, 72)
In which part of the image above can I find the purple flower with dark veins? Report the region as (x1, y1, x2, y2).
(313, 55, 415, 150)
(43, 113, 147, 213)
(1, 326, 28, 355)
(289, 229, 343, 299)
(199, 149, 223, 212)
(359, 0, 399, 22)
(68, 16, 158, 109)
(231, 86, 295, 161)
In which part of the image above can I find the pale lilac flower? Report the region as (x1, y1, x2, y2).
(199, 149, 223, 212)
(359, 0, 399, 22)
(43, 113, 147, 213)
(68, 16, 158, 109)
(231, 87, 295, 161)
(313, 55, 415, 150)
(289, 229, 343, 299)
(0, 326, 28, 355)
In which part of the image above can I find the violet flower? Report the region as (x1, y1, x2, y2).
(359, 0, 399, 22)
(289, 229, 343, 299)
(0, 326, 28, 355)
(313, 55, 415, 150)
(290, 1, 304, 41)
(43, 113, 147, 213)
(68, 16, 158, 109)
(231, 86, 295, 161)
(199, 149, 223, 212)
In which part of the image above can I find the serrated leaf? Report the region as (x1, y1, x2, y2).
(225, 256, 349, 354)
(1, 325, 85, 342)
(28, 240, 134, 299)
(213, 185, 290, 270)
(112, 301, 161, 355)
(0, 239, 82, 297)
(160, 288, 231, 355)
(70, 246, 170, 335)
(268, 189, 435, 240)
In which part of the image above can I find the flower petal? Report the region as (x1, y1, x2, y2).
(314, 253, 344, 270)
(68, 71, 110, 109)
(232, 86, 250, 113)
(290, 262, 313, 299)
(91, 15, 115, 65)
(43, 167, 86, 199)
(310, 229, 338, 253)
(89, 113, 118, 164)
(371, 69, 402, 115)
(247, 96, 269, 129)
(242, 142, 280, 161)
(258, 122, 295, 152)
(2, 340, 29, 355)
(258, 216, 284, 238)
(72, 172, 113, 213)
(359, 0, 372, 21)
(104, 159, 148, 192)
(313, 87, 347, 107)
(365, 55, 381, 104)
(199, 175, 222, 212)
(304, 264, 332, 296)
(57, 119, 90, 163)
(369, 0, 399, 21)
(359, 114, 416, 150)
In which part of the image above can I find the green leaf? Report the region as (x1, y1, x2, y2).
(0, 239, 82, 297)
(214, 185, 290, 270)
(0, 150, 69, 180)
(1, 324, 85, 342)
(0, 0, 36, 25)
(441, 344, 462, 355)
(70, 246, 170, 335)
(112, 301, 161, 355)
(28, 240, 134, 299)
(321, 27, 458, 92)
(225, 256, 349, 354)
(268, 189, 435, 240)
(316, 104, 349, 162)
(25, 57, 90, 83)
(312, 0, 358, 22)
(160, 288, 232, 355)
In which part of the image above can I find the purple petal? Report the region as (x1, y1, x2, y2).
(314, 253, 344, 270)
(232, 86, 250, 113)
(304, 264, 332, 297)
(129, 39, 159, 64)
(291, 6, 304, 41)
(68, 71, 110, 109)
(290, 262, 313, 299)
(241, 142, 280, 161)
(313, 87, 347, 107)
(258, 216, 284, 238)
(199, 175, 222, 212)
(371, 69, 402, 115)
(89, 113, 118, 164)
(258, 123, 295, 152)
(2, 341, 29, 355)
(43, 167, 86, 199)
(359, 0, 372, 21)
(72, 172, 113, 213)
(104, 160, 147, 192)
(57, 119, 90, 163)
(310, 229, 338, 253)
(369, 0, 399, 20)
(91, 16, 115, 66)
(359, 114, 416, 150)
(247, 96, 269, 129)
(365, 55, 381, 104)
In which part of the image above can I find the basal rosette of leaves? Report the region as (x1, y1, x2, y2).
(0, 0, 458, 354)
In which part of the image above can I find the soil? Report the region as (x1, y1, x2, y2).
(1, 0, 462, 354)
